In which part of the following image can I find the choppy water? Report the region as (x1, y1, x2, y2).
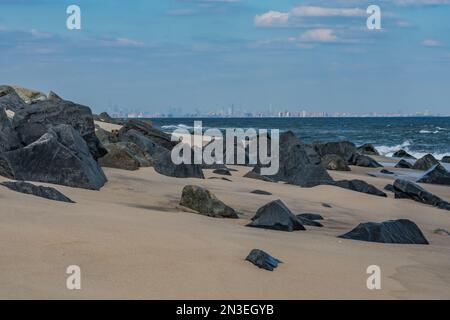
(149, 117, 450, 160)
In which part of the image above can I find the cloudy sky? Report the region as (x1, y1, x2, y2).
(0, 0, 449, 114)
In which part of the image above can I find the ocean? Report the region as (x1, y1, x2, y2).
(149, 117, 450, 160)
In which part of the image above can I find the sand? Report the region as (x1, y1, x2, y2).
(0, 156, 450, 299)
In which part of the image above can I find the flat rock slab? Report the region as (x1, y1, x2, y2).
(393, 179, 450, 210)
(212, 168, 232, 176)
(250, 190, 272, 195)
(296, 215, 323, 227)
(339, 219, 429, 245)
(245, 249, 282, 271)
(297, 213, 324, 221)
(1, 181, 74, 203)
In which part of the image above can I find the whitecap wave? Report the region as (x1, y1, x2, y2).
(419, 129, 439, 134)
(376, 141, 412, 156)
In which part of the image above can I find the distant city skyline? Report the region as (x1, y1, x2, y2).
(1, 0, 450, 114)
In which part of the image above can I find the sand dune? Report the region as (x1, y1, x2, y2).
(0, 160, 449, 299)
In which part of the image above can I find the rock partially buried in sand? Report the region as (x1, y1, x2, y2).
(0, 125, 107, 190)
(180, 185, 238, 218)
(416, 164, 450, 186)
(350, 154, 382, 168)
(433, 228, 450, 236)
(297, 213, 324, 221)
(384, 184, 395, 192)
(314, 141, 357, 164)
(1, 181, 74, 203)
(246, 249, 282, 271)
(395, 159, 413, 169)
(332, 179, 387, 197)
(98, 143, 140, 171)
(243, 170, 275, 182)
(357, 143, 379, 156)
(321, 154, 350, 171)
(412, 154, 439, 171)
(338, 219, 429, 245)
(247, 200, 305, 232)
(381, 169, 394, 175)
(250, 189, 272, 195)
(296, 215, 323, 227)
(392, 150, 416, 159)
(212, 168, 231, 176)
(393, 179, 450, 211)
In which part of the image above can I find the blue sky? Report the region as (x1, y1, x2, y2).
(1, 0, 449, 115)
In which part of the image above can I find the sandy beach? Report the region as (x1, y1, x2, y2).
(1, 147, 449, 299)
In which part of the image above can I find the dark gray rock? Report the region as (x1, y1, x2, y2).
(93, 112, 124, 125)
(332, 179, 387, 197)
(0, 85, 26, 111)
(322, 203, 332, 208)
(121, 130, 204, 179)
(338, 219, 429, 245)
(0, 107, 22, 152)
(245, 249, 282, 271)
(247, 200, 305, 232)
(10, 95, 106, 160)
(392, 150, 416, 159)
(0, 181, 74, 203)
(180, 185, 238, 218)
(207, 177, 232, 182)
(250, 190, 272, 195)
(0, 125, 107, 190)
(393, 179, 450, 210)
(296, 215, 323, 227)
(321, 154, 350, 171)
(243, 170, 275, 182)
(98, 143, 140, 171)
(314, 141, 357, 163)
(289, 164, 335, 187)
(350, 154, 382, 168)
(395, 159, 413, 169)
(384, 184, 395, 192)
(417, 164, 450, 186)
(433, 228, 450, 236)
(213, 168, 231, 176)
(441, 156, 450, 163)
(381, 169, 394, 175)
(297, 213, 324, 221)
(413, 154, 439, 171)
(119, 119, 176, 150)
(357, 143, 379, 156)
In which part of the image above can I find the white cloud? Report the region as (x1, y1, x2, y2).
(301, 29, 338, 42)
(421, 39, 441, 47)
(291, 6, 365, 17)
(254, 11, 290, 27)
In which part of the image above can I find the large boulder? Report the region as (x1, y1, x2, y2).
(0, 85, 27, 111)
(357, 143, 379, 156)
(121, 129, 204, 179)
(0, 181, 74, 203)
(11, 86, 46, 104)
(349, 154, 382, 168)
(0, 107, 22, 152)
(412, 154, 439, 171)
(392, 150, 416, 159)
(332, 179, 387, 197)
(180, 185, 238, 218)
(338, 219, 429, 244)
(441, 156, 450, 163)
(10, 93, 106, 160)
(98, 143, 140, 171)
(321, 154, 350, 171)
(247, 200, 305, 232)
(417, 164, 450, 186)
(0, 125, 107, 190)
(393, 179, 450, 210)
(245, 249, 282, 271)
(395, 159, 413, 169)
(314, 141, 357, 164)
(119, 119, 176, 150)
(93, 112, 124, 125)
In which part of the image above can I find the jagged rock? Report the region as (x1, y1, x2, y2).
(0, 85, 27, 111)
(121, 130, 203, 179)
(47, 91, 62, 101)
(381, 169, 394, 175)
(93, 112, 124, 125)
(384, 184, 395, 192)
(119, 119, 176, 150)
(392, 150, 416, 159)
(393, 179, 450, 210)
(98, 143, 140, 171)
(243, 170, 275, 182)
(395, 159, 413, 169)
(297, 213, 323, 221)
(441, 156, 450, 163)
(332, 179, 387, 197)
(11, 86, 46, 103)
(338, 219, 429, 245)
(303, 144, 321, 165)
(295, 215, 323, 227)
(350, 154, 382, 168)
(250, 190, 272, 195)
(321, 154, 350, 171)
(0, 125, 107, 190)
(252, 131, 333, 187)
(357, 143, 379, 156)
(10, 93, 106, 160)
(247, 200, 305, 232)
(180, 185, 238, 218)
(0, 181, 74, 203)
(245, 249, 281, 271)
(213, 168, 231, 176)
(0, 107, 22, 152)
(413, 154, 439, 171)
(314, 141, 357, 163)
(95, 126, 114, 145)
(417, 164, 450, 186)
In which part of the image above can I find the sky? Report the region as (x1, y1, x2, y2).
(0, 0, 449, 115)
